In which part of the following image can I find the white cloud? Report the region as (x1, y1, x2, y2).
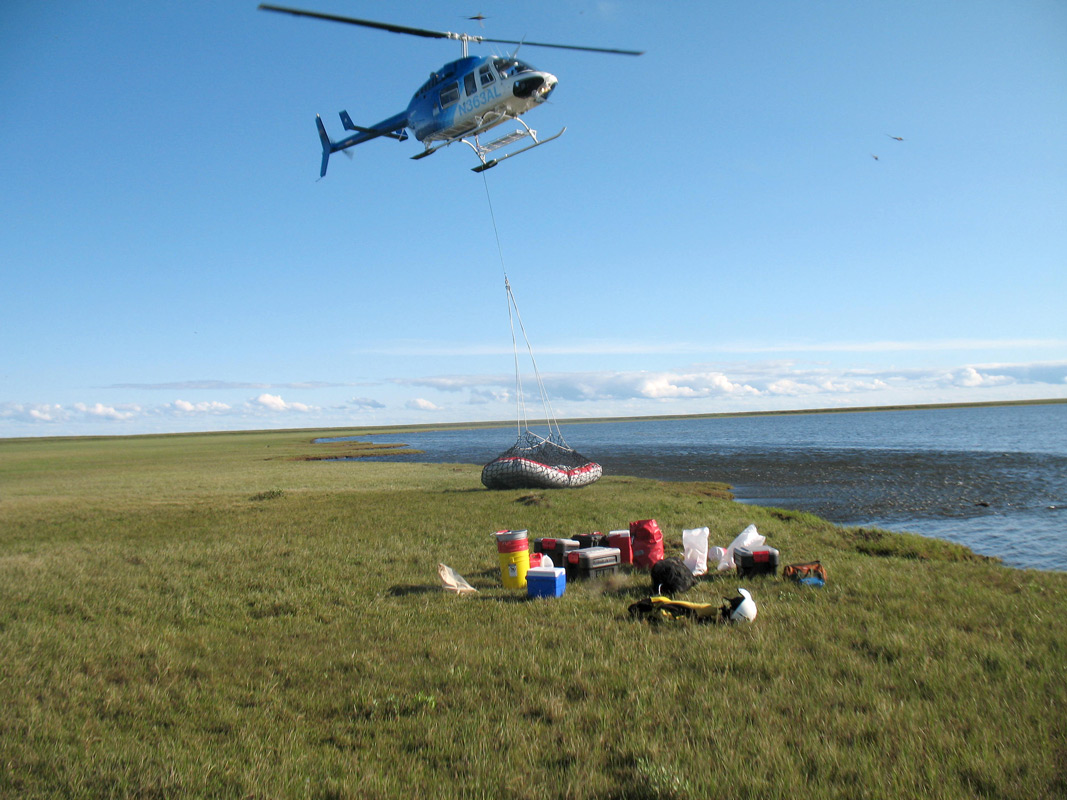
(548, 370, 763, 401)
(252, 393, 313, 413)
(765, 378, 820, 397)
(254, 393, 288, 411)
(348, 397, 386, 410)
(73, 402, 140, 421)
(406, 398, 441, 411)
(960, 362, 1066, 385)
(399, 375, 499, 393)
(30, 405, 62, 421)
(641, 371, 759, 399)
(468, 388, 511, 405)
(949, 366, 1011, 388)
(171, 399, 232, 414)
(0, 403, 68, 423)
(394, 360, 1067, 410)
(399, 369, 764, 403)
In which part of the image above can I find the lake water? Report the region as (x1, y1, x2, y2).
(319, 403, 1067, 571)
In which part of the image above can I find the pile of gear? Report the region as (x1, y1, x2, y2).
(626, 520, 777, 625)
(438, 518, 826, 626)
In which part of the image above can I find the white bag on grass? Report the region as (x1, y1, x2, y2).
(682, 527, 710, 575)
(717, 524, 765, 572)
(438, 563, 477, 595)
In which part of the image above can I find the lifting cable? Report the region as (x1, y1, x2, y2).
(479, 171, 565, 443)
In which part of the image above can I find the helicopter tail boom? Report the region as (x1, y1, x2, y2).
(315, 110, 410, 177)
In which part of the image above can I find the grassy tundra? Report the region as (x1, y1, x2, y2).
(1, 429, 1065, 799)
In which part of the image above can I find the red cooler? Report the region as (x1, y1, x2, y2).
(607, 530, 633, 565)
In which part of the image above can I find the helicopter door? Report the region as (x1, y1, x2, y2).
(478, 64, 496, 86)
(463, 73, 477, 98)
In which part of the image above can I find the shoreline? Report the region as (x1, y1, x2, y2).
(5, 396, 1065, 443)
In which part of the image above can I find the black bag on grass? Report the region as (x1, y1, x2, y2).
(650, 556, 697, 596)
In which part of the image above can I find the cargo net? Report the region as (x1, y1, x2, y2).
(479, 276, 602, 490)
(481, 429, 603, 490)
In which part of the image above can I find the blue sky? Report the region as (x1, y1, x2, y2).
(2, 0, 1065, 437)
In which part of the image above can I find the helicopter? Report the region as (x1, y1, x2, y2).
(258, 4, 642, 176)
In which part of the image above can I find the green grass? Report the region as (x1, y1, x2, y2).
(1, 430, 1065, 799)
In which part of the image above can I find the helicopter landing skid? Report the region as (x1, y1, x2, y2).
(410, 118, 564, 169)
(465, 120, 565, 172)
(410, 113, 512, 161)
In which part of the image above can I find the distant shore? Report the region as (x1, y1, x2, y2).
(329, 396, 1067, 436)
(4, 396, 1064, 443)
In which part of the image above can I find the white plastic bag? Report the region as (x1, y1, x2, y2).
(438, 563, 477, 595)
(682, 527, 710, 576)
(717, 524, 765, 572)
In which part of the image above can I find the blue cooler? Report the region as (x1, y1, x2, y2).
(526, 567, 566, 598)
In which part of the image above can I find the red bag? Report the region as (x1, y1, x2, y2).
(630, 519, 665, 569)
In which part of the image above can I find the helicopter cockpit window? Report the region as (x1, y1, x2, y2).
(439, 81, 460, 108)
(478, 64, 496, 86)
(493, 58, 536, 80)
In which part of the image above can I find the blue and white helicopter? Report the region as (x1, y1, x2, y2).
(259, 4, 642, 176)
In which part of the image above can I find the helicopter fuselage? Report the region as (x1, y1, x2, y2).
(406, 55, 557, 144)
(259, 3, 639, 175)
(314, 53, 558, 175)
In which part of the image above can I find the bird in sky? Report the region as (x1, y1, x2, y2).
(871, 154, 879, 160)
(886, 134, 904, 141)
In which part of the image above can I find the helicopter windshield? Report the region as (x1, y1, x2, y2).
(493, 58, 538, 80)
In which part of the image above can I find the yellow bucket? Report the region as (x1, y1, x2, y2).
(495, 530, 530, 589)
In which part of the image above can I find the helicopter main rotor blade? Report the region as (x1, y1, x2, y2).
(258, 4, 643, 55)
(259, 4, 456, 40)
(477, 38, 643, 56)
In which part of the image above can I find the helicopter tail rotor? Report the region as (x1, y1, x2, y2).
(312, 109, 412, 177)
(315, 115, 333, 177)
